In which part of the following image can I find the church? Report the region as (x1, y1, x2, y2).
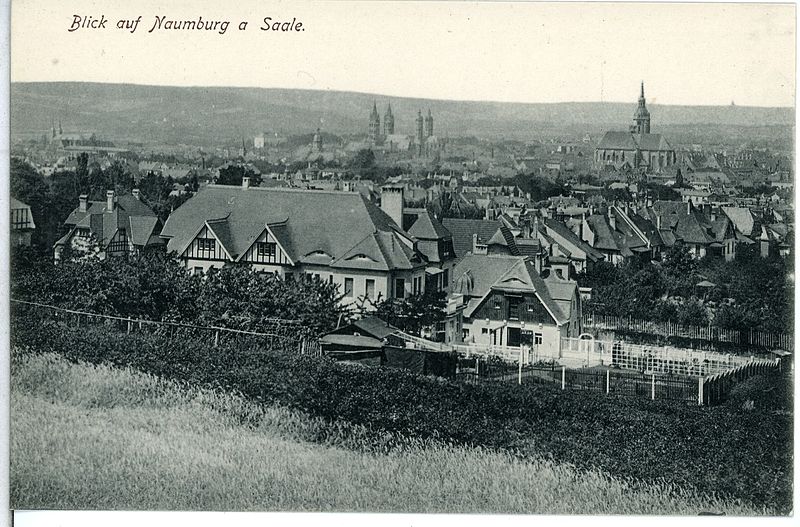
(594, 83, 677, 173)
(366, 103, 444, 157)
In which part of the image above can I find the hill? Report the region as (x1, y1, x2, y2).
(10, 82, 795, 146)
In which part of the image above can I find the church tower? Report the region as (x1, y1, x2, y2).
(383, 104, 395, 135)
(631, 82, 651, 134)
(416, 110, 424, 155)
(368, 101, 381, 144)
(424, 109, 434, 137)
(313, 128, 323, 152)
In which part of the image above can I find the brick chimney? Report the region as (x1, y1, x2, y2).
(79, 194, 88, 213)
(106, 190, 115, 212)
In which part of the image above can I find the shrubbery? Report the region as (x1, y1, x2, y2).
(11, 251, 346, 335)
(11, 317, 793, 513)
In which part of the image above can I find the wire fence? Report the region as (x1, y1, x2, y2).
(10, 298, 322, 356)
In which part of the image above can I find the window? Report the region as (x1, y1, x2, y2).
(257, 241, 277, 259)
(193, 267, 203, 276)
(441, 268, 449, 289)
(481, 328, 489, 335)
(395, 278, 405, 299)
(329, 275, 334, 284)
(413, 276, 422, 295)
(344, 277, 354, 297)
(365, 279, 375, 299)
(494, 298, 502, 310)
(198, 238, 216, 253)
(534, 333, 543, 345)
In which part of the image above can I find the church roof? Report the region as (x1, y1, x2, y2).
(597, 131, 673, 152)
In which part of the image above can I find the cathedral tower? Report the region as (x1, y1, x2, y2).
(424, 109, 434, 137)
(368, 101, 381, 143)
(631, 82, 651, 134)
(383, 104, 395, 135)
(415, 110, 424, 155)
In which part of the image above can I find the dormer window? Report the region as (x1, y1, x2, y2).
(257, 241, 277, 258)
(198, 238, 216, 253)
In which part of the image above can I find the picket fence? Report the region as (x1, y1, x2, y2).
(582, 313, 793, 351)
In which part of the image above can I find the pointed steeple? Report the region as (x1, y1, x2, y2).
(640, 81, 645, 99)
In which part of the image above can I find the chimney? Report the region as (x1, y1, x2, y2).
(609, 208, 616, 230)
(132, 188, 141, 201)
(687, 200, 692, 215)
(79, 194, 88, 213)
(710, 207, 716, 222)
(380, 185, 404, 228)
(242, 176, 250, 190)
(472, 233, 479, 253)
(106, 190, 115, 212)
(656, 214, 662, 230)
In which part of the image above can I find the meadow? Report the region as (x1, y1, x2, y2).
(10, 352, 766, 514)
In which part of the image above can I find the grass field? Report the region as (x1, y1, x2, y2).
(10, 352, 765, 514)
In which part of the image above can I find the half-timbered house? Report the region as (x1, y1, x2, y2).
(159, 179, 430, 308)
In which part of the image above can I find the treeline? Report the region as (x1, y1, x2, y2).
(579, 243, 793, 334)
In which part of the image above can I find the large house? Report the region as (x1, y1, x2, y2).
(54, 190, 163, 261)
(448, 254, 582, 359)
(159, 179, 436, 308)
(10, 197, 36, 247)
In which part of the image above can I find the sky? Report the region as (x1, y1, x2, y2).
(10, 1, 796, 107)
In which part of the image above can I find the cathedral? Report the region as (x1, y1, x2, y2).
(366, 102, 444, 157)
(594, 83, 677, 173)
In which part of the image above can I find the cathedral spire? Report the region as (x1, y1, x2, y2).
(640, 81, 645, 100)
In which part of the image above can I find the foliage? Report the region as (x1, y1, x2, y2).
(10, 252, 345, 335)
(216, 164, 261, 187)
(360, 289, 448, 336)
(10, 318, 793, 514)
(581, 242, 792, 334)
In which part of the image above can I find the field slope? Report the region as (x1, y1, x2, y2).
(11, 352, 762, 514)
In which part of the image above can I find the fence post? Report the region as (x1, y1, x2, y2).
(698, 376, 704, 406)
(651, 374, 655, 400)
(518, 346, 523, 385)
(214, 330, 220, 348)
(561, 365, 566, 390)
(606, 368, 610, 394)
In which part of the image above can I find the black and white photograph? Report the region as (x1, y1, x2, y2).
(3, 0, 796, 523)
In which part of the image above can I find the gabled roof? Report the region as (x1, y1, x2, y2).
(598, 132, 638, 150)
(542, 218, 604, 262)
(451, 254, 576, 325)
(405, 209, 451, 240)
(721, 206, 755, 236)
(161, 186, 422, 272)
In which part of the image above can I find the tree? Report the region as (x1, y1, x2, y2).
(366, 289, 447, 337)
(216, 164, 261, 186)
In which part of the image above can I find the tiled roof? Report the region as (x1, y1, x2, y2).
(542, 218, 604, 262)
(405, 209, 452, 240)
(62, 194, 160, 249)
(442, 218, 503, 258)
(597, 131, 672, 151)
(161, 186, 422, 272)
